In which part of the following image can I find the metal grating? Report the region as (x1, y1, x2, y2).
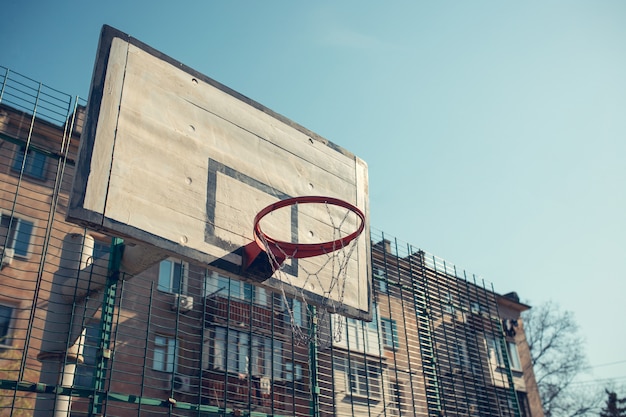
(0, 66, 525, 417)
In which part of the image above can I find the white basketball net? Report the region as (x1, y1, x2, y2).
(256, 201, 362, 345)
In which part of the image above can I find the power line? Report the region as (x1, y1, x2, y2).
(583, 359, 626, 370)
(569, 376, 626, 387)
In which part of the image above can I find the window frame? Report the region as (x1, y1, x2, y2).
(204, 271, 268, 306)
(0, 304, 14, 348)
(91, 239, 110, 261)
(388, 379, 403, 414)
(374, 267, 388, 294)
(12, 146, 48, 180)
(284, 297, 307, 328)
(442, 292, 455, 314)
(380, 317, 399, 350)
(284, 361, 303, 382)
(340, 357, 382, 400)
(206, 327, 282, 379)
(453, 339, 470, 372)
(153, 335, 177, 373)
(507, 341, 522, 371)
(332, 308, 381, 356)
(74, 324, 101, 387)
(0, 213, 36, 258)
(486, 336, 506, 368)
(157, 258, 188, 294)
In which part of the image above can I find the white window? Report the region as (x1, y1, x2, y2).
(332, 309, 381, 356)
(487, 337, 522, 371)
(153, 335, 177, 373)
(507, 341, 522, 371)
(12, 146, 47, 180)
(0, 214, 35, 258)
(204, 272, 267, 306)
(0, 305, 13, 347)
(347, 316, 377, 354)
(486, 336, 505, 368)
(380, 318, 398, 349)
(338, 358, 382, 399)
(158, 258, 187, 294)
(207, 327, 281, 378)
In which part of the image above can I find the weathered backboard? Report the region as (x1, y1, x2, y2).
(68, 25, 370, 319)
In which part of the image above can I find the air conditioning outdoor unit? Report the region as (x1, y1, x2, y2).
(260, 376, 271, 395)
(173, 374, 191, 392)
(171, 294, 194, 312)
(1, 248, 15, 269)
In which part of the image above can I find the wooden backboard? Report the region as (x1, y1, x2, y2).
(68, 25, 371, 319)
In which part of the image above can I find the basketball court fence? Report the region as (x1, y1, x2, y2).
(0, 64, 523, 417)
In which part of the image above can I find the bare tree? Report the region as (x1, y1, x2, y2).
(600, 390, 626, 417)
(522, 301, 602, 417)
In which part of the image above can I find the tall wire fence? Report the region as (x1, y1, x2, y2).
(0, 66, 527, 417)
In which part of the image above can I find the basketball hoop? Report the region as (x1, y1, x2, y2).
(242, 196, 366, 344)
(243, 196, 365, 279)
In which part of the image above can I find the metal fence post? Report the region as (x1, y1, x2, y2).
(89, 237, 124, 416)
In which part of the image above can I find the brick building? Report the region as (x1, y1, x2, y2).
(0, 66, 542, 417)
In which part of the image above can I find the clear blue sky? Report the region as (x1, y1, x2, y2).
(2, 1, 625, 387)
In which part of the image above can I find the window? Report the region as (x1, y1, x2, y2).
(507, 341, 522, 371)
(204, 272, 268, 306)
(0, 305, 13, 347)
(517, 391, 531, 417)
(153, 335, 177, 373)
(453, 340, 470, 371)
(388, 380, 403, 414)
(12, 146, 47, 180)
(284, 298, 307, 327)
(92, 239, 110, 260)
(158, 258, 186, 294)
(486, 336, 505, 367)
(74, 325, 100, 387)
(374, 268, 387, 294)
(442, 292, 455, 314)
(333, 309, 381, 356)
(345, 316, 377, 354)
(338, 358, 382, 399)
(0, 214, 34, 258)
(380, 318, 399, 349)
(251, 333, 282, 378)
(208, 327, 282, 378)
(487, 336, 521, 371)
(284, 362, 303, 382)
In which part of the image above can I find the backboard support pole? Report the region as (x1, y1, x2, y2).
(242, 241, 285, 282)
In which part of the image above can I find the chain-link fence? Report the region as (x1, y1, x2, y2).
(0, 66, 526, 417)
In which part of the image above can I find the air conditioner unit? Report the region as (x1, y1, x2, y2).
(171, 294, 194, 312)
(1, 248, 15, 269)
(260, 376, 271, 395)
(173, 374, 191, 392)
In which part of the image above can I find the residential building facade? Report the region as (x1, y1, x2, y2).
(0, 67, 543, 417)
